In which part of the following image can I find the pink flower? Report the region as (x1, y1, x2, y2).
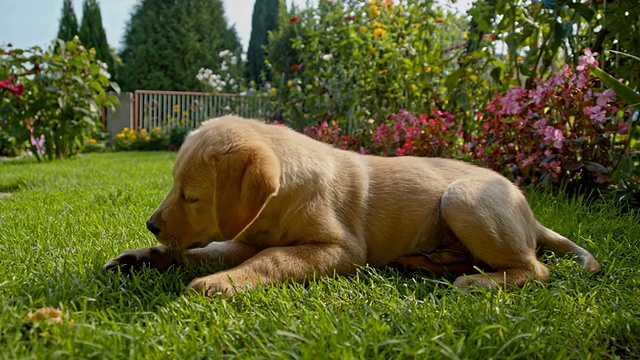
(542, 126, 564, 149)
(576, 73, 588, 88)
(595, 173, 609, 184)
(595, 89, 616, 107)
(530, 86, 547, 104)
(548, 160, 562, 175)
(617, 121, 629, 135)
(533, 118, 548, 135)
(501, 87, 525, 115)
(550, 64, 570, 87)
(29, 129, 46, 156)
(520, 157, 533, 168)
(577, 48, 598, 71)
(585, 105, 607, 124)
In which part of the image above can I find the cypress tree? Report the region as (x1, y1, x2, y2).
(78, 0, 115, 77)
(118, 0, 241, 92)
(56, 0, 79, 42)
(246, 0, 280, 83)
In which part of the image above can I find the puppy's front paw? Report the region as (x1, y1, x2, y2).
(103, 246, 178, 274)
(453, 274, 499, 290)
(188, 272, 258, 298)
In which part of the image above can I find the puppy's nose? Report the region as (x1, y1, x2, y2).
(146, 218, 161, 235)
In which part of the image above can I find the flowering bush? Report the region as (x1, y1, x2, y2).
(302, 109, 461, 158)
(196, 50, 243, 93)
(303, 120, 364, 152)
(371, 109, 461, 158)
(0, 38, 119, 160)
(114, 127, 166, 151)
(466, 49, 636, 190)
(113, 124, 191, 152)
(266, 0, 466, 132)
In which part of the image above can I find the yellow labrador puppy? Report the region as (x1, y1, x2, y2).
(104, 115, 600, 296)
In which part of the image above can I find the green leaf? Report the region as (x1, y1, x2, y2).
(568, 3, 595, 21)
(109, 82, 121, 94)
(589, 65, 640, 111)
(89, 81, 104, 93)
(44, 86, 61, 93)
(584, 161, 609, 174)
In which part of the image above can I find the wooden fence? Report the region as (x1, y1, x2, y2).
(132, 90, 270, 131)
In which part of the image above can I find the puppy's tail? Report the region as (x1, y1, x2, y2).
(535, 222, 601, 273)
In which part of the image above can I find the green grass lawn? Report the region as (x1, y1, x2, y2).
(1, 152, 639, 359)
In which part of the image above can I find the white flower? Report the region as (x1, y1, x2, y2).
(219, 49, 231, 58)
(321, 54, 333, 61)
(96, 60, 111, 79)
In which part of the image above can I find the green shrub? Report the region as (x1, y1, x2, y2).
(265, 0, 466, 132)
(0, 37, 120, 161)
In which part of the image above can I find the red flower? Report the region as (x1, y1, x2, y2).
(290, 16, 300, 24)
(482, 34, 496, 41)
(0, 76, 13, 89)
(291, 64, 301, 70)
(6, 50, 14, 56)
(9, 84, 24, 96)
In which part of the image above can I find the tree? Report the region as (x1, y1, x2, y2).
(118, 0, 242, 92)
(56, 0, 79, 42)
(78, 0, 114, 77)
(246, 0, 280, 83)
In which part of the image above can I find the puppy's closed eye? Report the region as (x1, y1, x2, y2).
(181, 194, 199, 204)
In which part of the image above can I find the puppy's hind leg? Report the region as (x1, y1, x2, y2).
(440, 178, 549, 289)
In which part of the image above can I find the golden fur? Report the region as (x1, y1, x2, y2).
(104, 116, 600, 296)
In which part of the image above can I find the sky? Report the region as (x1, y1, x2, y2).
(0, 0, 472, 53)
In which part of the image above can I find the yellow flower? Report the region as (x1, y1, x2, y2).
(140, 129, 147, 136)
(372, 22, 382, 28)
(89, 48, 96, 55)
(287, 80, 294, 88)
(116, 133, 124, 138)
(270, 88, 278, 94)
(90, 139, 97, 144)
(373, 28, 387, 39)
(368, 3, 380, 18)
(123, 127, 130, 132)
(368, 47, 377, 54)
(145, 136, 151, 141)
(412, 24, 420, 29)
(173, 104, 179, 113)
(379, 69, 388, 75)
(410, 84, 418, 91)
(183, 111, 188, 116)
(167, 114, 172, 119)
(359, 26, 367, 33)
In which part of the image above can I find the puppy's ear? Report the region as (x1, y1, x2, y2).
(214, 145, 280, 240)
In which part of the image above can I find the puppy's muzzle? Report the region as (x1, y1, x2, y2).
(146, 218, 161, 235)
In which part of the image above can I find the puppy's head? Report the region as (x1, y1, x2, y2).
(146, 118, 280, 250)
